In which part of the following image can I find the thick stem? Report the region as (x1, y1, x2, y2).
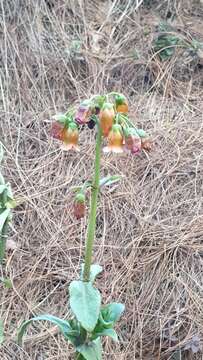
(83, 126, 102, 282)
(0, 221, 8, 264)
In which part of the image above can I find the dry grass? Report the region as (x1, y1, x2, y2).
(0, 0, 203, 359)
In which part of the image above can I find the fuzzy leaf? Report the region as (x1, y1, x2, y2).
(17, 314, 78, 345)
(0, 209, 10, 233)
(100, 303, 125, 328)
(91, 328, 118, 342)
(81, 264, 103, 283)
(77, 338, 102, 360)
(99, 175, 122, 187)
(69, 281, 101, 332)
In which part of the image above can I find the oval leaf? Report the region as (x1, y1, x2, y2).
(0, 209, 10, 233)
(77, 338, 102, 360)
(17, 314, 77, 345)
(69, 280, 101, 332)
(91, 328, 118, 342)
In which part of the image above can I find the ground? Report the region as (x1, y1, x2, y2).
(0, 0, 203, 359)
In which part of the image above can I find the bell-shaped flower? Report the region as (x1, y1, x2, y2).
(99, 103, 115, 137)
(50, 121, 63, 140)
(103, 124, 123, 153)
(125, 128, 142, 155)
(75, 100, 92, 125)
(61, 122, 79, 151)
(141, 138, 153, 151)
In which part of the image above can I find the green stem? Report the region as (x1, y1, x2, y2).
(83, 125, 102, 282)
(0, 221, 8, 264)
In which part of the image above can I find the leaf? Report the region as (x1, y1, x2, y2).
(100, 303, 125, 327)
(99, 175, 122, 187)
(0, 185, 7, 195)
(17, 314, 78, 345)
(77, 338, 102, 360)
(92, 328, 118, 342)
(1, 277, 12, 289)
(0, 209, 10, 233)
(0, 319, 4, 345)
(81, 264, 103, 283)
(69, 280, 101, 332)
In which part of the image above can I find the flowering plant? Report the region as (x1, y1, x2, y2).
(18, 93, 152, 359)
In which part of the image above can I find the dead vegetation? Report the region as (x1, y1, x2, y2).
(0, 0, 203, 359)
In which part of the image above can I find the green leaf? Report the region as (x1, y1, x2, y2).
(69, 280, 101, 332)
(77, 338, 102, 360)
(99, 175, 122, 187)
(0, 185, 7, 195)
(0, 319, 4, 345)
(1, 277, 12, 289)
(91, 328, 118, 342)
(0, 209, 10, 233)
(17, 314, 78, 345)
(81, 264, 103, 283)
(100, 303, 125, 327)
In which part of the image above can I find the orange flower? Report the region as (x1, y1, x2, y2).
(99, 103, 115, 137)
(61, 123, 79, 151)
(103, 124, 123, 153)
(115, 95, 128, 113)
(73, 193, 85, 219)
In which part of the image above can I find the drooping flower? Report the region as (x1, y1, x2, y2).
(75, 100, 92, 125)
(103, 124, 123, 153)
(115, 95, 128, 113)
(50, 122, 63, 140)
(124, 128, 142, 155)
(141, 138, 153, 151)
(99, 103, 115, 137)
(73, 193, 85, 219)
(61, 122, 79, 151)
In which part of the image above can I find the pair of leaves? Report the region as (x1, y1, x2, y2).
(91, 303, 125, 342)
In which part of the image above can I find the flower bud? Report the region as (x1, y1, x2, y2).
(73, 193, 85, 219)
(115, 95, 128, 113)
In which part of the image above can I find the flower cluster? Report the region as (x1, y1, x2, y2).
(50, 93, 152, 156)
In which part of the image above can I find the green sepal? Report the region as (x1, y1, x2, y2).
(69, 280, 101, 332)
(135, 128, 148, 138)
(115, 94, 126, 106)
(80, 264, 103, 283)
(17, 314, 78, 346)
(75, 193, 85, 204)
